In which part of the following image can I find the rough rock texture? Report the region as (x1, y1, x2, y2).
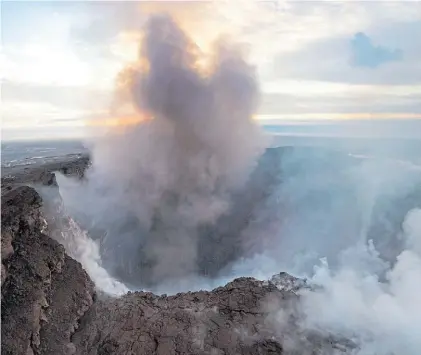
(1, 155, 90, 188)
(1, 186, 95, 355)
(1, 186, 349, 355)
(3, 148, 417, 354)
(71, 275, 347, 355)
(73, 278, 280, 355)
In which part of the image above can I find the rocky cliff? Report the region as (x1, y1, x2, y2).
(1, 186, 95, 355)
(1, 183, 349, 355)
(3, 148, 417, 354)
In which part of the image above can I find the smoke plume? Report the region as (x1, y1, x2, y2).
(58, 11, 265, 290)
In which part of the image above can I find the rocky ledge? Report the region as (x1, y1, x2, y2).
(1, 182, 350, 355)
(1, 186, 95, 355)
(1, 154, 90, 189)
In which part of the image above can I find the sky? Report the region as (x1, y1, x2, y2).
(1, 0, 421, 141)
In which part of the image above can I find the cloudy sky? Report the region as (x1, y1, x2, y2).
(1, 0, 421, 140)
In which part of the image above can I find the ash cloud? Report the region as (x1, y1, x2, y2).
(58, 12, 265, 291)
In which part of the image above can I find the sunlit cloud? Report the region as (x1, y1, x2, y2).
(2, 0, 420, 140)
(1, 100, 105, 128)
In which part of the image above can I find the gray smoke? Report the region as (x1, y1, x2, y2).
(57, 12, 265, 290)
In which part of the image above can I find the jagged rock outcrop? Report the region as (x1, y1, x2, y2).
(7, 148, 418, 354)
(71, 272, 351, 355)
(1, 155, 89, 188)
(72, 277, 291, 355)
(1, 185, 350, 355)
(1, 186, 95, 355)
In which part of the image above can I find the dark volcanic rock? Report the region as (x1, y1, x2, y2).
(7, 148, 417, 354)
(0, 172, 352, 355)
(71, 277, 343, 355)
(1, 155, 90, 188)
(0, 184, 343, 355)
(1, 186, 95, 355)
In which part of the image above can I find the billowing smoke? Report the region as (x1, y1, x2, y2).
(95, 13, 264, 229)
(57, 11, 265, 291)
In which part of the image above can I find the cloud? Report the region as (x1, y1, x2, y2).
(256, 3, 421, 115)
(1, 126, 88, 141)
(350, 32, 403, 68)
(69, 2, 142, 44)
(269, 20, 421, 86)
(2, 81, 111, 111)
(259, 87, 421, 116)
(0, 98, 103, 140)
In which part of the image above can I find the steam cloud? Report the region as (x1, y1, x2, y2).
(296, 208, 421, 354)
(249, 150, 421, 354)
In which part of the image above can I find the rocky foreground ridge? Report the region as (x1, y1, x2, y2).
(1, 156, 352, 355)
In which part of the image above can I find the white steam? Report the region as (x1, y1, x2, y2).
(41, 174, 129, 296)
(298, 208, 421, 355)
(60, 214, 129, 296)
(252, 149, 421, 354)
